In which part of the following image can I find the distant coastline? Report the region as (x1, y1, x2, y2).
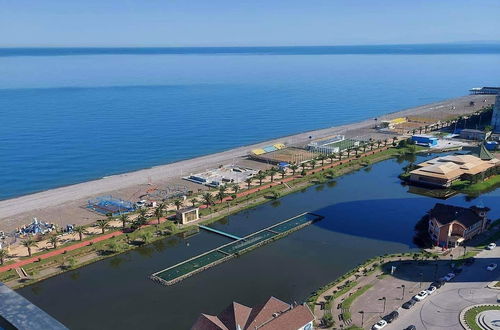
(2, 43, 500, 57)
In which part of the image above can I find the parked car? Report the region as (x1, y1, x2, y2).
(487, 243, 496, 250)
(382, 311, 399, 323)
(372, 320, 387, 330)
(414, 290, 428, 301)
(426, 286, 437, 295)
(431, 281, 444, 288)
(443, 273, 456, 281)
(402, 299, 416, 309)
(487, 263, 497, 271)
(404, 326, 416, 330)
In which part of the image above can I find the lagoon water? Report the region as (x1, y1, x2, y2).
(1, 45, 500, 199)
(17, 156, 500, 329)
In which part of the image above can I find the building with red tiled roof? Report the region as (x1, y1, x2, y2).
(428, 203, 489, 248)
(191, 297, 314, 330)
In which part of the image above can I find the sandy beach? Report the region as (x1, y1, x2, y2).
(0, 94, 494, 232)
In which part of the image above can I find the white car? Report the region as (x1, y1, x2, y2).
(372, 320, 388, 330)
(487, 263, 497, 271)
(443, 273, 456, 281)
(414, 290, 428, 301)
(487, 243, 497, 250)
(426, 286, 437, 295)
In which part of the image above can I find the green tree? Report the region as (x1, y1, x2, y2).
(48, 235, 59, 249)
(278, 168, 286, 179)
(191, 198, 199, 207)
(202, 193, 212, 207)
(216, 190, 226, 203)
(317, 154, 327, 167)
(309, 159, 317, 169)
(173, 199, 183, 210)
(0, 249, 8, 265)
(232, 184, 240, 195)
(96, 219, 110, 234)
(154, 204, 164, 224)
(289, 164, 299, 175)
(22, 238, 38, 257)
(73, 226, 87, 241)
(244, 178, 253, 189)
(268, 168, 278, 182)
(256, 173, 265, 185)
(119, 214, 129, 229)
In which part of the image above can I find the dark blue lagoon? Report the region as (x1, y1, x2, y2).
(1, 45, 500, 199)
(17, 156, 500, 330)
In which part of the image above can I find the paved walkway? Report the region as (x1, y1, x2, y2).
(0, 230, 125, 273)
(0, 146, 391, 276)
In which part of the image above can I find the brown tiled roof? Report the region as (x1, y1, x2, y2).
(218, 302, 252, 330)
(430, 203, 484, 228)
(191, 314, 230, 330)
(244, 297, 290, 330)
(258, 305, 314, 330)
(191, 297, 314, 330)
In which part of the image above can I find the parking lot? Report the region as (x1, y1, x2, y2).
(382, 244, 500, 330)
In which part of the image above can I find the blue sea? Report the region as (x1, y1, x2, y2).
(1, 44, 499, 200)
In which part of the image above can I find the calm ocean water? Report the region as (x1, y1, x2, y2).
(1, 45, 499, 199)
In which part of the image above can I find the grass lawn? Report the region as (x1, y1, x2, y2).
(456, 175, 500, 196)
(464, 305, 500, 330)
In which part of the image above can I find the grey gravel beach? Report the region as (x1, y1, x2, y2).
(0, 94, 494, 232)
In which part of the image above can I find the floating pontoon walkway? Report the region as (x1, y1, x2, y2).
(150, 212, 323, 286)
(198, 225, 242, 240)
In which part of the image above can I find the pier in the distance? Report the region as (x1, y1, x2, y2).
(150, 212, 324, 286)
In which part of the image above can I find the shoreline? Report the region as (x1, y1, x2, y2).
(0, 94, 494, 231)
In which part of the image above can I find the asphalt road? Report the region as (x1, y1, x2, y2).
(384, 245, 500, 330)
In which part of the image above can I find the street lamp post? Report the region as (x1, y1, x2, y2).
(401, 284, 406, 300)
(360, 311, 365, 327)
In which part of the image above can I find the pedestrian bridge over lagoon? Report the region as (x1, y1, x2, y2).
(150, 212, 323, 285)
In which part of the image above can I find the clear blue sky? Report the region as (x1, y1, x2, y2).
(2, 0, 499, 47)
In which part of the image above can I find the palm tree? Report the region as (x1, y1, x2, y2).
(369, 141, 375, 150)
(0, 249, 8, 265)
(384, 138, 388, 146)
(309, 159, 317, 169)
(327, 154, 336, 164)
(119, 214, 129, 229)
(232, 184, 240, 195)
(362, 143, 367, 153)
(346, 148, 352, 158)
(289, 164, 299, 175)
(173, 199, 183, 210)
(154, 204, 164, 224)
(73, 226, 87, 241)
(48, 235, 59, 249)
(202, 192, 212, 207)
(218, 185, 227, 194)
(354, 146, 360, 156)
(392, 136, 398, 145)
(96, 219, 110, 234)
(317, 154, 327, 167)
(279, 168, 286, 179)
(22, 238, 38, 257)
(268, 168, 278, 182)
(216, 190, 226, 203)
(338, 152, 343, 161)
(376, 140, 382, 149)
(256, 173, 265, 185)
(245, 178, 253, 189)
(300, 162, 307, 171)
(191, 198, 199, 207)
